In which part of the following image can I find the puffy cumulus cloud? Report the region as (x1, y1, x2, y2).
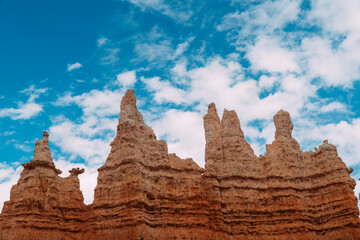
(116, 70, 137, 88)
(67, 62, 82, 72)
(151, 109, 205, 167)
(186, 58, 315, 122)
(0, 85, 46, 120)
(187, 59, 249, 109)
(0, 164, 22, 211)
(141, 76, 188, 105)
(309, 0, 360, 35)
(217, 0, 360, 87)
(247, 37, 300, 73)
(55, 89, 125, 117)
(301, 37, 360, 86)
(49, 115, 116, 165)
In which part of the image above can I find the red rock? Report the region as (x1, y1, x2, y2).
(0, 90, 359, 240)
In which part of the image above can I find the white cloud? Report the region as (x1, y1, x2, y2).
(100, 48, 120, 65)
(67, 62, 82, 72)
(135, 40, 173, 63)
(51, 87, 125, 165)
(14, 143, 32, 152)
(0, 165, 22, 212)
(97, 37, 108, 47)
(297, 119, 360, 167)
(151, 109, 205, 167)
(0, 102, 43, 120)
(49, 117, 115, 165)
(55, 89, 124, 117)
(258, 75, 277, 89)
(301, 37, 360, 86)
(126, 0, 193, 22)
(309, 0, 360, 35)
(319, 101, 347, 113)
(247, 37, 300, 73)
(141, 76, 188, 105)
(0, 85, 45, 120)
(217, 0, 300, 34)
(134, 27, 193, 66)
(116, 70, 137, 88)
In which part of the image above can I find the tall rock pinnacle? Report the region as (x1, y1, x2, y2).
(274, 110, 293, 139)
(203, 103, 222, 172)
(33, 131, 53, 163)
(204, 103, 259, 176)
(119, 89, 143, 124)
(270, 109, 301, 150)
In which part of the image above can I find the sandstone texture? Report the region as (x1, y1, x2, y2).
(0, 89, 359, 240)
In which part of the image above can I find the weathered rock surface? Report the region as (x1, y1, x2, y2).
(0, 132, 89, 240)
(0, 90, 359, 240)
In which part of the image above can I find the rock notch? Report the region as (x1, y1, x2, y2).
(0, 90, 359, 240)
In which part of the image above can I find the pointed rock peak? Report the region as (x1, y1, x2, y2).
(221, 109, 244, 138)
(273, 110, 293, 139)
(119, 89, 143, 123)
(221, 109, 239, 124)
(204, 102, 220, 124)
(33, 131, 53, 163)
(207, 102, 217, 115)
(203, 102, 221, 147)
(120, 89, 137, 110)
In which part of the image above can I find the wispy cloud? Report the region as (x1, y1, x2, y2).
(125, 0, 194, 23)
(67, 62, 82, 72)
(97, 37, 108, 47)
(0, 85, 46, 120)
(14, 143, 32, 152)
(100, 48, 120, 65)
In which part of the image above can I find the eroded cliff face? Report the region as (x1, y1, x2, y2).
(0, 90, 359, 240)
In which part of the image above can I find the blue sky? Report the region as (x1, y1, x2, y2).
(1, 0, 360, 207)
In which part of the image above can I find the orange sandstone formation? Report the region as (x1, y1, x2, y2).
(0, 131, 89, 239)
(0, 90, 359, 240)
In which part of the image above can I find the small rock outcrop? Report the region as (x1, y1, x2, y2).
(0, 132, 88, 240)
(0, 90, 359, 240)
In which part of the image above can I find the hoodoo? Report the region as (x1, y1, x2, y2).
(0, 90, 359, 240)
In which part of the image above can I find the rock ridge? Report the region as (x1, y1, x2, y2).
(0, 89, 359, 240)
